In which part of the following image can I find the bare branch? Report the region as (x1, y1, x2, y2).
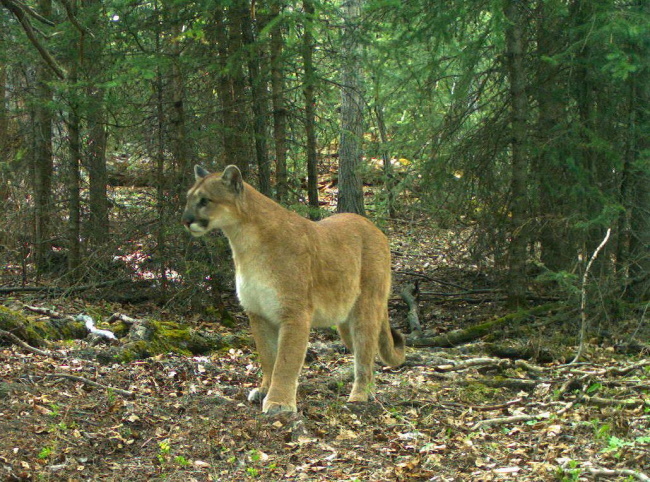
(572, 228, 611, 364)
(46, 373, 136, 398)
(0, 0, 66, 80)
(0, 328, 63, 359)
(57, 0, 94, 38)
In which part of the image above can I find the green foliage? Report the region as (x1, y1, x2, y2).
(1, 0, 648, 305)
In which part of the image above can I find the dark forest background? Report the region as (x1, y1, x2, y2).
(0, 0, 648, 315)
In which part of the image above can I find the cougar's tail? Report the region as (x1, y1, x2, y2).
(378, 322, 406, 367)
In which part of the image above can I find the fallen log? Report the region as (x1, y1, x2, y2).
(0, 305, 240, 363)
(408, 303, 560, 348)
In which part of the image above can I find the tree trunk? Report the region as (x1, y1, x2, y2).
(302, 0, 319, 217)
(242, 6, 272, 197)
(504, 0, 529, 308)
(534, 1, 572, 272)
(84, 0, 109, 247)
(154, 7, 168, 291)
(169, 12, 191, 200)
(270, 0, 288, 203)
(66, 87, 81, 276)
(337, 0, 365, 215)
(373, 75, 396, 218)
(86, 88, 108, 246)
(32, 0, 54, 273)
(214, 4, 250, 177)
(0, 24, 7, 160)
(627, 1, 650, 300)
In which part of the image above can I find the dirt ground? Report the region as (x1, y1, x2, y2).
(1, 220, 649, 481)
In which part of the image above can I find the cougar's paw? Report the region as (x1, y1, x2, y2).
(347, 391, 373, 403)
(248, 388, 267, 404)
(262, 400, 297, 415)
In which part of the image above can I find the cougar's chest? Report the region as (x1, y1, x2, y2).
(235, 270, 282, 323)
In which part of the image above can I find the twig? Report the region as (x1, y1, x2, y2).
(46, 373, 135, 398)
(57, 0, 94, 37)
(580, 395, 648, 409)
(0, 279, 132, 294)
(24, 305, 73, 320)
(582, 466, 650, 482)
(571, 228, 611, 364)
(472, 412, 551, 430)
(0, 329, 63, 359)
(435, 357, 510, 372)
(469, 398, 523, 412)
(106, 312, 140, 325)
(472, 399, 576, 431)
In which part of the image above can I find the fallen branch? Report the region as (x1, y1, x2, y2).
(472, 412, 551, 430)
(0, 328, 62, 359)
(469, 398, 523, 412)
(106, 312, 140, 325)
(472, 401, 575, 431)
(0, 279, 132, 295)
(580, 395, 649, 409)
(409, 303, 559, 348)
(77, 314, 117, 341)
(435, 357, 510, 372)
(582, 466, 650, 482)
(46, 373, 135, 399)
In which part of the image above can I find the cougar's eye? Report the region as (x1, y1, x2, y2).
(198, 197, 209, 207)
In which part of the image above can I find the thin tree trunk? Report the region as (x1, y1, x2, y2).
(302, 0, 319, 217)
(0, 25, 6, 159)
(33, 0, 53, 272)
(67, 87, 81, 276)
(337, 0, 365, 216)
(64, 3, 81, 277)
(214, 5, 250, 177)
(242, 6, 272, 196)
(270, 0, 288, 203)
(373, 76, 395, 218)
(628, 1, 650, 300)
(86, 88, 108, 246)
(84, 0, 108, 247)
(504, 0, 529, 308)
(155, 2, 168, 291)
(534, 1, 571, 272)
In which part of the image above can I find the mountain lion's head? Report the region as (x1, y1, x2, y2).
(181, 165, 244, 236)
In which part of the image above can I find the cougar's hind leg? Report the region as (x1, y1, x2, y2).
(347, 300, 381, 403)
(337, 322, 353, 353)
(247, 312, 278, 404)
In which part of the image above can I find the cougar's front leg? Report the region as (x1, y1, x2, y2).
(262, 315, 310, 414)
(247, 312, 278, 404)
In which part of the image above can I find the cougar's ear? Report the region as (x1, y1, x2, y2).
(194, 165, 210, 181)
(221, 165, 243, 194)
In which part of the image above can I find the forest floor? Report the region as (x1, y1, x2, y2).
(1, 213, 649, 481)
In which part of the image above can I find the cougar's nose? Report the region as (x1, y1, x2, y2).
(181, 212, 194, 227)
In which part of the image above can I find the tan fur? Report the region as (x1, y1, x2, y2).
(182, 165, 405, 414)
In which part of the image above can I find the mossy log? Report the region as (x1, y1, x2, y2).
(0, 305, 87, 347)
(408, 303, 560, 348)
(97, 318, 236, 363)
(0, 305, 241, 363)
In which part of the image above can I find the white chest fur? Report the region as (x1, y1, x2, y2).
(235, 270, 282, 323)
